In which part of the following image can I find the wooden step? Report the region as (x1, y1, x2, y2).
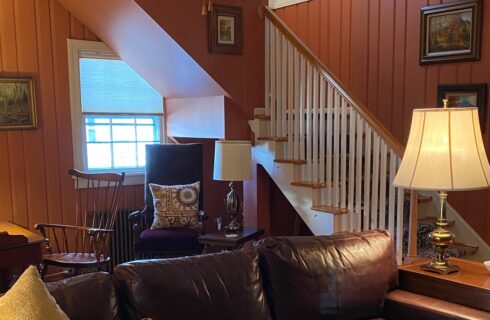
(256, 136, 288, 142)
(291, 181, 326, 189)
(274, 158, 307, 165)
(311, 205, 348, 215)
(254, 114, 271, 120)
(419, 216, 455, 228)
(453, 242, 479, 255)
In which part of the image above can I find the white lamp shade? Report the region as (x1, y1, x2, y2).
(213, 140, 252, 181)
(394, 107, 490, 191)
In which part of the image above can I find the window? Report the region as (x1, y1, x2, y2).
(68, 40, 164, 184)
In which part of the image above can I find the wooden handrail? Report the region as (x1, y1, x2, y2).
(262, 5, 405, 157)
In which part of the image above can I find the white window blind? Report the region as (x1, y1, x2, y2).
(79, 58, 163, 115)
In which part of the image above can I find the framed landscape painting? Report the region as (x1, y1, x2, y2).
(437, 83, 487, 132)
(420, 0, 481, 64)
(208, 5, 243, 54)
(0, 76, 37, 130)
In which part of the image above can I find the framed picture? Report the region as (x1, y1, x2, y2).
(208, 5, 243, 54)
(437, 83, 487, 132)
(0, 76, 37, 130)
(420, 0, 481, 64)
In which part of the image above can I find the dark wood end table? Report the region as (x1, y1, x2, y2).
(0, 221, 46, 292)
(399, 257, 490, 312)
(198, 227, 265, 253)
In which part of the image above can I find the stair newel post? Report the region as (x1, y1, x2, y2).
(287, 40, 294, 159)
(264, 18, 270, 116)
(270, 22, 276, 136)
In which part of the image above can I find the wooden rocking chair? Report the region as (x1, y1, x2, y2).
(35, 169, 125, 277)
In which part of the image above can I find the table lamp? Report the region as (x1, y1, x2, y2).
(394, 100, 490, 274)
(213, 140, 252, 237)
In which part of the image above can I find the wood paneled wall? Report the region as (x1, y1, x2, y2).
(276, 0, 490, 244)
(0, 0, 143, 231)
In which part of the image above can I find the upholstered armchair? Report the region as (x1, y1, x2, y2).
(129, 143, 207, 259)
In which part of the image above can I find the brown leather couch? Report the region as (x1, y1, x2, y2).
(45, 230, 490, 320)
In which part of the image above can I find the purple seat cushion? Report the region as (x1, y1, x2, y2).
(134, 228, 201, 252)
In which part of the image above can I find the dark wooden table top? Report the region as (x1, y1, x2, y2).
(198, 227, 265, 245)
(0, 221, 45, 249)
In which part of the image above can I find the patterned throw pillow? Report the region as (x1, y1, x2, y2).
(150, 181, 200, 229)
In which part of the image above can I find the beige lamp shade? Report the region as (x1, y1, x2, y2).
(213, 140, 252, 181)
(393, 107, 490, 191)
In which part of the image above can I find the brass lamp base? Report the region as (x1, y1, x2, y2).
(224, 181, 243, 237)
(420, 191, 459, 275)
(421, 260, 459, 275)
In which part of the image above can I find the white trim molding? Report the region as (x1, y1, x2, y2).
(268, 0, 310, 9)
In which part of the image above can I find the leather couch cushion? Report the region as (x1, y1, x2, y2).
(46, 272, 118, 320)
(383, 289, 490, 320)
(134, 228, 201, 252)
(114, 250, 272, 320)
(255, 230, 398, 320)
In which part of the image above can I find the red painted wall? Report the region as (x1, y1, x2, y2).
(0, 0, 144, 230)
(276, 0, 490, 244)
(136, 0, 265, 140)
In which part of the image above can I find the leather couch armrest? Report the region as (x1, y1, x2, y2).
(45, 272, 118, 320)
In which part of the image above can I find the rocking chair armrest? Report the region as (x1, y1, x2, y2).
(128, 206, 148, 222)
(87, 228, 114, 235)
(35, 223, 81, 231)
(198, 210, 208, 222)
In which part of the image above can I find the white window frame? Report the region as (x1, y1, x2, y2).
(67, 39, 163, 185)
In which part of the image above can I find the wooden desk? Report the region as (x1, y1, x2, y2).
(198, 227, 265, 253)
(399, 258, 490, 312)
(0, 221, 46, 291)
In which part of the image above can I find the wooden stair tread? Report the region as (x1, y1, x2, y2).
(256, 136, 288, 142)
(419, 216, 456, 228)
(311, 205, 348, 215)
(291, 181, 326, 189)
(453, 242, 479, 255)
(254, 114, 271, 120)
(274, 158, 307, 165)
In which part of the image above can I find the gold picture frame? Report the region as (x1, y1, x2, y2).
(0, 76, 37, 130)
(208, 5, 243, 54)
(420, 0, 481, 64)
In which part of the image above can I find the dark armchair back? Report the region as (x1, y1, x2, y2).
(144, 143, 204, 226)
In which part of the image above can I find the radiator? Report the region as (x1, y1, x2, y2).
(94, 208, 136, 272)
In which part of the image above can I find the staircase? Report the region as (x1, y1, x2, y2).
(250, 6, 408, 262)
(250, 5, 489, 263)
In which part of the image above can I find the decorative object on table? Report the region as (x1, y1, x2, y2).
(394, 100, 490, 274)
(437, 83, 487, 133)
(208, 4, 243, 54)
(0, 75, 37, 130)
(213, 140, 252, 237)
(419, 0, 482, 64)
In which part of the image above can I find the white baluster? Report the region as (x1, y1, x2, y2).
(275, 29, 282, 138)
(333, 92, 340, 207)
(388, 151, 397, 236)
(265, 19, 270, 116)
(319, 78, 326, 183)
(270, 24, 276, 136)
(325, 84, 333, 206)
(379, 141, 388, 229)
(348, 107, 356, 231)
(299, 57, 306, 161)
(370, 133, 380, 229)
(287, 41, 293, 158)
(355, 114, 363, 232)
(293, 48, 300, 160)
(363, 126, 372, 230)
(340, 98, 348, 209)
(281, 35, 287, 138)
(306, 63, 312, 181)
(312, 69, 319, 182)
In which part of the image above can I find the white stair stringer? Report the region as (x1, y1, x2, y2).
(253, 138, 335, 236)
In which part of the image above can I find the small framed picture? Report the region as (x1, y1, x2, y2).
(437, 83, 487, 132)
(420, 0, 481, 64)
(0, 75, 37, 130)
(208, 5, 242, 54)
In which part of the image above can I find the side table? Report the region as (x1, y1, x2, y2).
(399, 257, 490, 312)
(198, 227, 265, 253)
(0, 221, 46, 292)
